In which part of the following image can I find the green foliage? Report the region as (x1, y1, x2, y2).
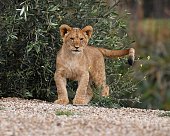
(0, 107, 5, 110)
(0, 0, 139, 107)
(133, 19, 170, 110)
(90, 88, 121, 108)
(158, 112, 170, 117)
(1, 0, 61, 101)
(55, 110, 75, 116)
(90, 66, 140, 108)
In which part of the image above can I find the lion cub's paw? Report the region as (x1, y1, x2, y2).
(101, 91, 109, 97)
(73, 97, 88, 106)
(54, 98, 69, 105)
(101, 85, 109, 97)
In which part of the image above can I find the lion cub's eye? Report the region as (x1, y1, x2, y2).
(70, 38, 74, 40)
(80, 38, 84, 41)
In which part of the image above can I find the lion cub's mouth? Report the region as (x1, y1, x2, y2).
(72, 50, 81, 52)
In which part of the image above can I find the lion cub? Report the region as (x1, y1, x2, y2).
(54, 24, 135, 105)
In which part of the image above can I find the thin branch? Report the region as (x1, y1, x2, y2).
(111, 0, 121, 8)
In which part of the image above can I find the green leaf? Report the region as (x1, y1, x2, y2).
(48, 6, 59, 12)
(34, 45, 40, 54)
(20, 6, 25, 16)
(27, 45, 34, 53)
(49, 23, 58, 26)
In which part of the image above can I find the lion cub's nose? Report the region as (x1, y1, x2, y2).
(75, 46, 79, 49)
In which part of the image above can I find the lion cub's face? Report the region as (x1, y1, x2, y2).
(60, 24, 93, 54)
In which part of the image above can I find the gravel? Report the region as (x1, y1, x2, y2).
(0, 97, 170, 136)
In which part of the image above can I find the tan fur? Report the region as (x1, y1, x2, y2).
(54, 24, 135, 105)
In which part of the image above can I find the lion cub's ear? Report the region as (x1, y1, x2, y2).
(60, 24, 72, 38)
(82, 26, 93, 39)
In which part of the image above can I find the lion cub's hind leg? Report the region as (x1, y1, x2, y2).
(94, 80, 110, 97)
(92, 65, 110, 97)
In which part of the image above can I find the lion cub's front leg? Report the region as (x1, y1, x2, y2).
(73, 72, 90, 105)
(54, 72, 69, 105)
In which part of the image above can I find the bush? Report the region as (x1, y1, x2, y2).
(0, 0, 139, 107)
(132, 19, 170, 110)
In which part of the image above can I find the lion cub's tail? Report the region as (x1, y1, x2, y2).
(98, 48, 135, 65)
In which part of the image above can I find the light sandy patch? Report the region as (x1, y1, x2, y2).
(0, 97, 170, 136)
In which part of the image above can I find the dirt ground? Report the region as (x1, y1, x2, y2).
(0, 97, 170, 136)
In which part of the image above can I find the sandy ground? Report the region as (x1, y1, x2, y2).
(0, 97, 170, 136)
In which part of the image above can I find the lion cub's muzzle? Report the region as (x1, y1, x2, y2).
(71, 45, 82, 53)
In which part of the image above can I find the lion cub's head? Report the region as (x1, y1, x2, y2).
(60, 24, 93, 54)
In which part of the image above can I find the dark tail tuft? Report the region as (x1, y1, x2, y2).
(128, 56, 134, 66)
